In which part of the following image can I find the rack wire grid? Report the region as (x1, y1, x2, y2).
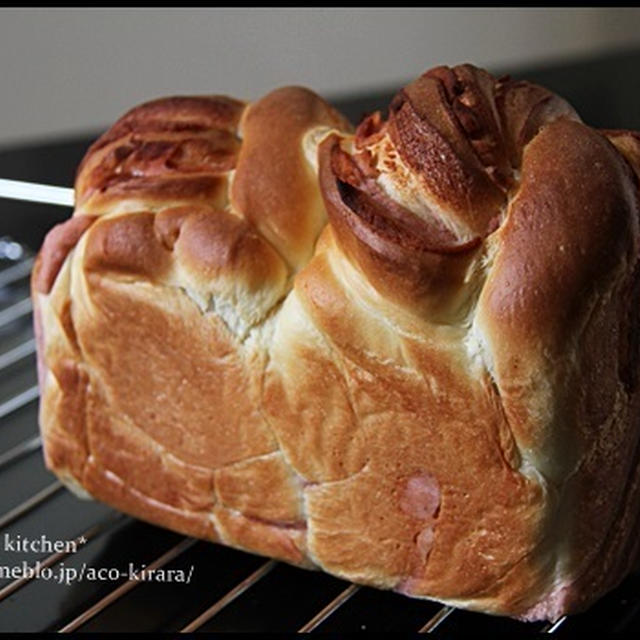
(1, 179, 640, 634)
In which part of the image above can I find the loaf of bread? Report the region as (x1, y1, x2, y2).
(32, 64, 640, 621)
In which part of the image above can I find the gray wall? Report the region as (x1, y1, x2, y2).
(2, 8, 640, 146)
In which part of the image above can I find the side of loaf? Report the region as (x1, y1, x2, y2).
(32, 66, 640, 621)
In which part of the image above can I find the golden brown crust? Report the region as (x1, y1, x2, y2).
(230, 86, 351, 271)
(33, 67, 640, 621)
(264, 232, 547, 605)
(318, 134, 483, 321)
(75, 95, 245, 214)
(79, 95, 245, 170)
(478, 120, 638, 457)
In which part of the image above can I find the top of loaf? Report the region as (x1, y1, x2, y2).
(74, 89, 350, 273)
(64, 86, 350, 338)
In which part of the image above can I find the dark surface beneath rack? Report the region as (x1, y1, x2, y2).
(2, 48, 640, 634)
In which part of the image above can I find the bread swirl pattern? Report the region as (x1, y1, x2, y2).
(32, 66, 640, 620)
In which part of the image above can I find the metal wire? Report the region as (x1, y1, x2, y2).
(298, 583, 361, 633)
(0, 338, 36, 372)
(58, 537, 198, 633)
(541, 615, 567, 633)
(0, 434, 41, 470)
(0, 257, 35, 289)
(0, 385, 39, 420)
(418, 605, 456, 633)
(0, 480, 63, 530)
(180, 559, 277, 633)
(0, 179, 74, 207)
(0, 297, 33, 329)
